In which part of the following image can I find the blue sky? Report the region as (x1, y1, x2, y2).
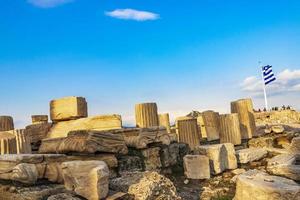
(1, 0, 300, 127)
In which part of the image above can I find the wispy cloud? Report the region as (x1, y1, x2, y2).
(241, 69, 300, 96)
(27, 0, 74, 8)
(105, 9, 159, 21)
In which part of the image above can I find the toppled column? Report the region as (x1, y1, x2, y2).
(231, 98, 256, 139)
(234, 170, 300, 200)
(176, 117, 200, 150)
(135, 103, 159, 128)
(50, 96, 88, 122)
(202, 110, 220, 141)
(219, 113, 241, 145)
(31, 115, 48, 124)
(0, 116, 14, 131)
(0, 163, 38, 184)
(159, 113, 171, 133)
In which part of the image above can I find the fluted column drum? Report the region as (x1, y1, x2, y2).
(176, 117, 200, 150)
(202, 110, 220, 141)
(231, 98, 256, 139)
(135, 103, 159, 128)
(219, 114, 242, 145)
(159, 113, 171, 133)
(0, 116, 14, 131)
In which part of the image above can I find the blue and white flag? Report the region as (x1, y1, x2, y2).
(262, 65, 276, 85)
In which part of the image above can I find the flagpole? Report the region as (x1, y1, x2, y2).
(260, 62, 268, 111)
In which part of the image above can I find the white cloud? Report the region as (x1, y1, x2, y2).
(27, 0, 74, 8)
(241, 68, 300, 96)
(105, 9, 159, 21)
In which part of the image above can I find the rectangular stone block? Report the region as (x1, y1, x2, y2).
(183, 155, 210, 179)
(47, 115, 122, 138)
(31, 115, 48, 124)
(50, 96, 87, 122)
(236, 148, 268, 164)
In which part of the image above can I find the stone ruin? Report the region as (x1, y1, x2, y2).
(0, 97, 299, 200)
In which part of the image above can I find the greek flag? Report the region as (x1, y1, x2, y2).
(262, 65, 276, 85)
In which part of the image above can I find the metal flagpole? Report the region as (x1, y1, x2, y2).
(260, 62, 268, 111)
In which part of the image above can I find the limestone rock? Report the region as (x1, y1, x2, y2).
(47, 115, 122, 138)
(176, 117, 200, 150)
(0, 116, 14, 131)
(234, 169, 300, 200)
(118, 156, 143, 174)
(248, 137, 274, 148)
(236, 148, 268, 164)
(267, 153, 300, 181)
(123, 127, 170, 149)
(196, 114, 207, 138)
(141, 147, 162, 171)
(271, 125, 285, 134)
(39, 130, 128, 154)
(135, 103, 159, 128)
(0, 163, 38, 184)
(62, 160, 109, 200)
(32, 115, 48, 124)
(289, 136, 300, 153)
(183, 155, 210, 179)
(195, 144, 227, 174)
(50, 96, 87, 122)
(231, 98, 256, 139)
(110, 171, 181, 200)
(223, 143, 238, 170)
(202, 110, 220, 141)
(219, 113, 241, 145)
(160, 143, 179, 168)
(159, 113, 171, 133)
(195, 143, 237, 174)
(47, 193, 83, 200)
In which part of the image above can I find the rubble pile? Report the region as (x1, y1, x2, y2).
(0, 96, 299, 200)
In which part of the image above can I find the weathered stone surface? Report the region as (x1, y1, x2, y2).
(110, 171, 181, 200)
(159, 113, 171, 133)
(255, 110, 300, 125)
(223, 143, 237, 170)
(62, 160, 109, 200)
(202, 110, 220, 141)
(8, 129, 32, 154)
(195, 144, 227, 174)
(231, 98, 256, 139)
(135, 103, 159, 128)
(47, 193, 83, 200)
(195, 143, 237, 174)
(264, 147, 289, 155)
(123, 127, 170, 149)
(196, 114, 207, 138)
(25, 123, 52, 144)
(0, 116, 14, 131)
(32, 115, 48, 124)
(0, 163, 38, 184)
(141, 147, 162, 171)
(160, 143, 179, 168)
(40, 130, 128, 154)
(0, 182, 66, 200)
(267, 153, 300, 181)
(234, 169, 300, 200)
(47, 115, 122, 138)
(248, 137, 274, 148)
(0, 132, 17, 155)
(289, 136, 300, 153)
(271, 125, 285, 134)
(236, 148, 268, 164)
(219, 113, 241, 145)
(105, 192, 131, 200)
(118, 156, 143, 174)
(183, 155, 210, 179)
(50, 96, 87, 122)
(176, 117, 200, 150)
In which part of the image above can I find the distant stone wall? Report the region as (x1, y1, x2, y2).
(254, 110, 300, 125)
